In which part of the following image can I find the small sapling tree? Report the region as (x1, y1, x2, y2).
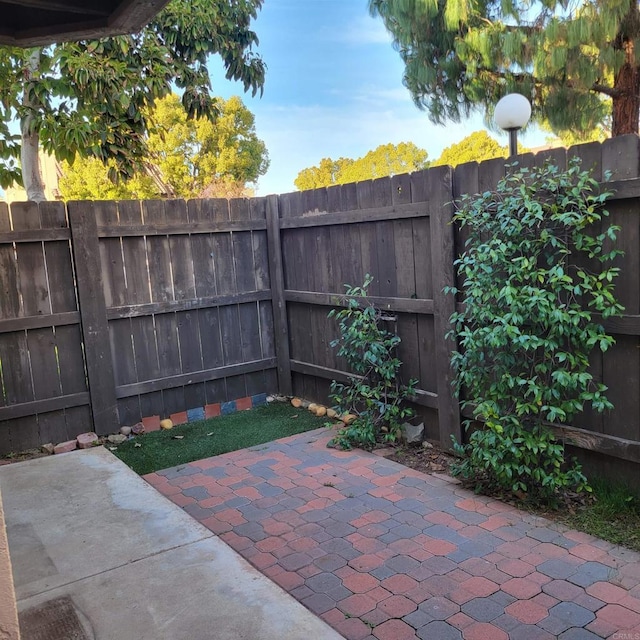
(328, 275, 417, 450)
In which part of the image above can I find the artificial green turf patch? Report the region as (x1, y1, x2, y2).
(112, 402, 331, 475)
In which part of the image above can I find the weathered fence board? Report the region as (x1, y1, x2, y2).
(68, 201, 119, 436)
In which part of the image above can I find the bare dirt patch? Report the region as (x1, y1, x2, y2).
(387, 442, 456, 476)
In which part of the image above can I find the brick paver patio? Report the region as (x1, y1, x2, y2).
(145, 427, 640, 640)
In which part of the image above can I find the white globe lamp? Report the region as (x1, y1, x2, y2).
(494, 93, 532, 157)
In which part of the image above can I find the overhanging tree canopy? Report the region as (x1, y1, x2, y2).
(0, 0, 265, 200)
(369, 0, 639, 137)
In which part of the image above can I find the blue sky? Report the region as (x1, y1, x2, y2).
(208, 0, 548, 196)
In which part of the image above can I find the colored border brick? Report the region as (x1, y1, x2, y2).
(142, 415, 161, 432)
(205, 403, 221, 419)
(187, 407, 205, 422)
(236, 396, 252, 411)
(221, 401, 237, 415)
(170, 411, 188, 425)
(251, 393, 268, 407)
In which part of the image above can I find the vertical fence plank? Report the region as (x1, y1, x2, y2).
(165, 199, 195, 301)
(119, 200, 151, 305)
(188, 200, 217, 298)
(534, 147, 567, 171)
(409, 169, 437, 425)
(232, 198, 264, 396)
(303, 187, 333, 399)
(339, 182, 363, 289)
(477, 157, 505, 194)
(141, 200, 170, 417)
(68, 201, 119, 435)
(251, 197, 270, 291)
(4, 203, 41, 448)
(95, 198, 135, 427)
(568, 142, 605, 434)
(0, 204, 32, 411)
(250, 196, 276, 391)
(40, 202, 87, 439)
(600, 136, 640, 443)
(95, 201, 126, 308)
(40, 202, 76, 313)
(266, 194, 292, 396)
(280, 192, 307, 397)
(164, 199, 197, 413)
(355, 181, 380, 296)
(12, 202, 49, 317)
(117, 200, 149, 424)
(427, 166, 461, 448)
(392, 173, 421, 397)
(27, 329, 61, 400)
(372, 177, 396, 296)
(182, 200, 211, 409)
(392, 173, 416, 298)
(0, 203, 20, 324)
(155, 310, 182, 415)
(144, 200, 173, 302)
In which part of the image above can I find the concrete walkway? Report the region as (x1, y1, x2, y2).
(146, 427, 640, 640)
(0, 446, 344, 640)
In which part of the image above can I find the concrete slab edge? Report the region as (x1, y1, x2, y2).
(0, 486, 20, 640)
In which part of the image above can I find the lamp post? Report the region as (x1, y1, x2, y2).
(494, 93, 532, 157)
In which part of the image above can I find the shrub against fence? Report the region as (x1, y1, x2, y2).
(0, 136, 638, 487)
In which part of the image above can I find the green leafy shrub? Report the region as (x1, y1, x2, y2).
(328, 275, 418, 449)
(448, 160, 623, 503)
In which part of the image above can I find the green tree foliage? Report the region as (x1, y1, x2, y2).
(58, 158, 158, 201)
(328, 276, 417, 450)
(339, 142, 430, 183)
(544, 124, 610, 148)
(448, 160, 623, 503)
(369, 1, 640, 138)
(59, 94, 269, 200)
(294, 142, 429, 190)
(0, 0, 265, 199)
(432, 131, 507, 167)
(294, 158, 354, 191)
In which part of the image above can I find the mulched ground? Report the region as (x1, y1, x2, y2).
(387, 442, 456, 477)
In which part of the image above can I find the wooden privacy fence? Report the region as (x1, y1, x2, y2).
(0, 196, 278, 452)
(0, 135, 639, 486)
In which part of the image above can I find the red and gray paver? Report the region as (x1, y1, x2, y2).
(146, 427, 640, 640)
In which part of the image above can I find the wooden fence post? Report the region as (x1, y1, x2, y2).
(266, 194, 293, 396)
(68, 202, 119, 434)
(428, 166, 462, 449)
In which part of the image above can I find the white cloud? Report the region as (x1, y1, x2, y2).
(327, 14, 393, 46)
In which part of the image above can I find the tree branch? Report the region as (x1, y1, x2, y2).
(590, 83, 623, 98)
